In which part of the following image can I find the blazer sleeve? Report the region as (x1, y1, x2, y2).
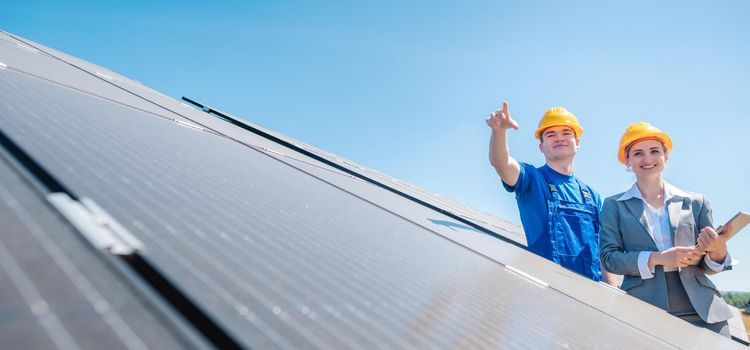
(599, 198, 642, 276)
(695, 195, 724, 275)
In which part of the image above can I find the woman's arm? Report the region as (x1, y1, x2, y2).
(599, 199, 642, 276)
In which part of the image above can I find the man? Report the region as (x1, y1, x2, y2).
(486, 101, 613, 283)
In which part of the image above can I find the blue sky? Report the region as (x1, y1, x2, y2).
(3, 1, 749, 291)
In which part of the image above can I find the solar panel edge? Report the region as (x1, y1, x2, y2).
(0, 126, 229, 350)
(1, 28, 524, 246)
(179, 97, 527, 249)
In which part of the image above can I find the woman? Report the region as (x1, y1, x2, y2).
(599, 122, 734, 336)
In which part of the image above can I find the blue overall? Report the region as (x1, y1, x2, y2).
(541, 171, 601, 281)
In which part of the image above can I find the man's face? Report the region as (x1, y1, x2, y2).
(539, 126, 580, 161)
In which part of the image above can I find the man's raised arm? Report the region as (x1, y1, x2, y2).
(486, 101, 521, 187)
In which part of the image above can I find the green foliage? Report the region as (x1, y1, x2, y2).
(722, 291, 750, 309)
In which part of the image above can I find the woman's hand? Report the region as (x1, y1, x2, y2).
(697, 226, 729, 263)
(648, 246, 705, 269)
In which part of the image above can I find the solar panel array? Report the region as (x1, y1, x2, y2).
(0, 30, 745, 349)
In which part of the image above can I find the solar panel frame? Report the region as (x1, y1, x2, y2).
(0, 146, 209, 350)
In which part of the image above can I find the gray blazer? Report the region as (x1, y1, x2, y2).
(599, 186, 733, 324)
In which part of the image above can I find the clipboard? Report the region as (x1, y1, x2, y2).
(716, 211, 750, 240)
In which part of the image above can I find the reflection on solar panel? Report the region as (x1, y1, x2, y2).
(0, 29, 746, 349)
(0, 147, 202, 349)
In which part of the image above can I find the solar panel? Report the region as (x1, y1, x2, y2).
(727, 306, 750, 344)
(0, 30, 745, 349)
(1, 30, 526, 246)
(0, 151, 202, 349)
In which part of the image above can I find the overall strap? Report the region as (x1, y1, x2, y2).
(538, 168, 560, 201)
(574, 177, 600, 232)
(574, 177, 596, 207)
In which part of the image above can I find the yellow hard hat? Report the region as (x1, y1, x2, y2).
(534, 107, 583, 140)
(617, 122, 673, 165)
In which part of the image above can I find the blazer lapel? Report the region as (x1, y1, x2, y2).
(667, 196, 693, 247)
(622, 198, 656, 246)
(667, 197, 681, 242)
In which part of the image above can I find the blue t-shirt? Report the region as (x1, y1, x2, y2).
(502, 163, 602, 258)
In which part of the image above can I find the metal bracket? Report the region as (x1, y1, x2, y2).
(47, 193, 144, 255)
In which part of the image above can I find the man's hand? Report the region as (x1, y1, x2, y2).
(486, 100, 521, 186)
(486, 101, 519, 132)
(649, 246, 705, 269)
(697, 226, 729, 263)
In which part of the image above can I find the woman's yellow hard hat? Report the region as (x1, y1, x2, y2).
(535, 107, 584, 140)
(617, 122, 673, 165)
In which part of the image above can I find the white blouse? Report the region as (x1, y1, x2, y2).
(615, 182, 734, 279)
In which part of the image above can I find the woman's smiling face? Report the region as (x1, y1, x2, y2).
(627, 138, 668, 179)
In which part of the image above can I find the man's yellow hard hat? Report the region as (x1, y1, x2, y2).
(617, 122, 673, 165)
(534, 107, 583, 140)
